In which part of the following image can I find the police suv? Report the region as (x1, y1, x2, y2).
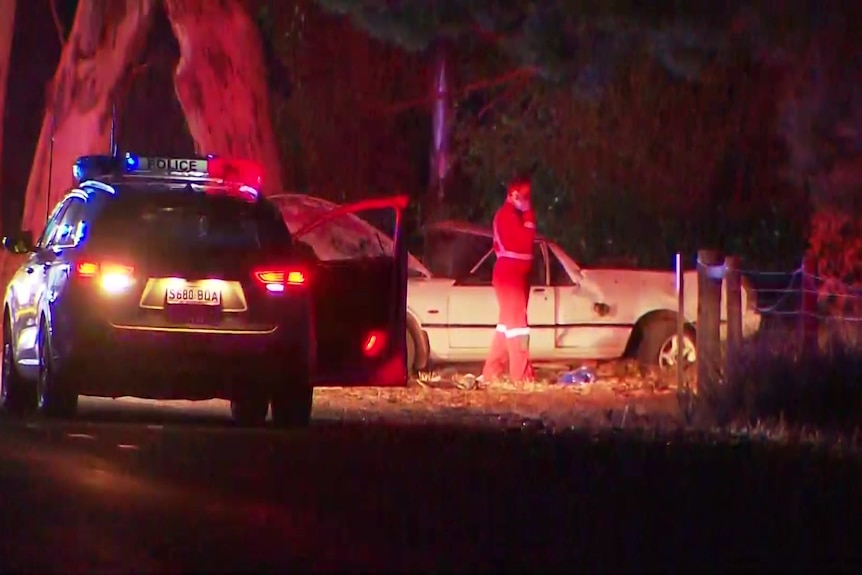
(0, 153, 408, 426)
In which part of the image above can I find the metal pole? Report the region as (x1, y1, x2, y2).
(45, 111, 56, 222)
(110, 101, 117, 157)
(675, 252, 685, 393)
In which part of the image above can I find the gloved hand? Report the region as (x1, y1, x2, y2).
(522, 208, 536, 228)
(509, 191, 532, 213)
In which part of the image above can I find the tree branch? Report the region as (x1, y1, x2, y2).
(374, 66, 537, 117)
(477, 75, 531, 120)
(48, 0, 65, 46)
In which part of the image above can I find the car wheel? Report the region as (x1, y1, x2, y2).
(270, 360, 313, 429)
(406, 328, 416, 373)
(0, 318, 36, 415)
(36, 320, 78, 418)
(637, 319, 696, 370)
(230, 391, 270, 427)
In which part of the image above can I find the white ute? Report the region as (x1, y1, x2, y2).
(408, 221, 762, 372)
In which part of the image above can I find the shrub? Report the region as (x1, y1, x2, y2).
(707, 329, 862, 433)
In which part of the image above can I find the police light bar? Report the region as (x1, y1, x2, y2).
(72, 153, 265, 197)
(73, 155, 121, 183)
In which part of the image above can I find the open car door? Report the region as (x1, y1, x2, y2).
(293, 195, 408, 387)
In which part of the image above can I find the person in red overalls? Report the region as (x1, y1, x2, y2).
(481, 175, 537, 384)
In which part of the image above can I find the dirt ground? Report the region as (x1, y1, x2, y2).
(312, 359, 689, 432)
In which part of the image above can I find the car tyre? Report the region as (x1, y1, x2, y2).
(637, 318, 696, 369)
(270, 360, 313, 429)
(1, 318, 36, 415)
(230, 391, 270, 427)
(36, 320, 78, 418)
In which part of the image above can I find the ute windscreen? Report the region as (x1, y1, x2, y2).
(87, 190, 291, 251)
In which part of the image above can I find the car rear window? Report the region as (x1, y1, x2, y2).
(86, 189, 291, 251)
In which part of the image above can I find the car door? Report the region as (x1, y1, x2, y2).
(42, 193, 88, 313)
(293, 195, 408, 387)
(549, 244, 627, 357)
(446, 242, 555, 356)
(8, 198, 72, 373)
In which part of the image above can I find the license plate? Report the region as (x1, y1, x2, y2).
(165, 285, 222, 306)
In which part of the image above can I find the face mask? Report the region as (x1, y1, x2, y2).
(510, 192, 531, 212)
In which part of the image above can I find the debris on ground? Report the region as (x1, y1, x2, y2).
(557, 366, 597, 385)
(413, 359, 696, 398)
(313, 358, 688, 432)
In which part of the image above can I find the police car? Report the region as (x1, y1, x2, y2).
(0, 153, 408, 425)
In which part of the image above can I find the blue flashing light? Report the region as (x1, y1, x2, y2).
(125, 152, 139, 171)
(73, 154, 120, 183)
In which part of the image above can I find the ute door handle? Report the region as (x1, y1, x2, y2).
(533, 288, 545, 293)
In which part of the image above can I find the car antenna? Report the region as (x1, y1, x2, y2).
(110, 101, 119, 158)
(44, 106, 57, 223)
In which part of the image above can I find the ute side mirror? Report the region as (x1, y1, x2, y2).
(2, 230, 35, 255)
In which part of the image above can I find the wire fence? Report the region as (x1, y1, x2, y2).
(685, 258, 862, 429)
(729, 261, 862, 351)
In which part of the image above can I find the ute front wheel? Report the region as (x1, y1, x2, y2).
(637, 318, 696, 369)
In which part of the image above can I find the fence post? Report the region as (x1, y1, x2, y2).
(800, 255, 818, 354)
(725, 256, 743, 377)
(697, 249, 723, 401)
(675, 252, 686, 394)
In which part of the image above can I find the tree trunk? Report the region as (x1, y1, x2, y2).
(20, 0, 156, 236)
(0, 0, 17, 282)
(164, 0, 284, 196)
(424, 42, 451, 223)
(0, 0, 17, 198)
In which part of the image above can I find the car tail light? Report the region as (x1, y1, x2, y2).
(75, 261, 136, 295)
(253, 268, 306, 293)
(362, 330, 387, 357)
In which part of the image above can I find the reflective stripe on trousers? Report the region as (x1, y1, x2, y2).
(495, 324, 531, 338)
(484, 282, 534, 382)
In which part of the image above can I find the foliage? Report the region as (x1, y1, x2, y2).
(712, 336, 862, 433)
(451, 54, 808, 268)
(808, 210, 862, 315)
(253, 0, 429, 204)
(313, 0, 817, 84)
(308, 0, 829, 267)
(776, 24, 862, 290)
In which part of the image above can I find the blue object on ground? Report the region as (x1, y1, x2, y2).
(558, 367, 597, 385)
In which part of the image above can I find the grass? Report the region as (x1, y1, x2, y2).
(703, 324, 862, 435)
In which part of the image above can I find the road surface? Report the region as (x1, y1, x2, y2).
(0, 396, 860, 573)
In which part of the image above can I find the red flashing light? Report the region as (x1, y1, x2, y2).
(75, 261, 135, 279)
(76, 261, 99, 277)
(253, 268, 306, 292)
(207, 157, 263, 190)
(362, 330, 387, 357)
